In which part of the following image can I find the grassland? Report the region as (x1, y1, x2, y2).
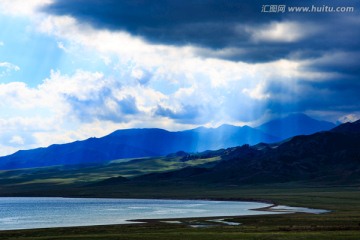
(0, 153, 359, 239)
(0, 155, 220, 187)
(0, 185, 359, 240)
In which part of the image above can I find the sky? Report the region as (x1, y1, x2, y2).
(0, 0, 359, 156)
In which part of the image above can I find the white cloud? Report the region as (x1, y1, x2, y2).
(249, 21, 313, 43)
(57, 41, 69, 52)
(0, 62, 20, 71)
(338, 113, 360, 123)
(0, 62, 20, 77)
(243, 82, 270, 100)
(0, 116, 57, 155)
(9, 135, 25, 145)
(0, 68, 168, 155)
(0, 0, 52, 17)
(0, 41, 4, 46)
(0, 144, 22, 156)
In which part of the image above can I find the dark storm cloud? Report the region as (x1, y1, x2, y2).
(263, 76, 360, 115)
(43, 0, 360, 63)
(305, 51, 360, 77)
(43, 0, 269, 48)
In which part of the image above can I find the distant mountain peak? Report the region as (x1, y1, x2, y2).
(268, 113, 326, 123)
(256, 113, 336, 140)
(217, 124, 239, 130)
(285, 112, 311, 119)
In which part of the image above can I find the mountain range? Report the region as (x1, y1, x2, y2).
(131, 119, 360, 185)
(0, 118, 358, 197)
(0, 114, 336, 170)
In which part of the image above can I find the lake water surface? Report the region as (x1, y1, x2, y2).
(0, 197, 327, 230)
(0, 197, 278, 230)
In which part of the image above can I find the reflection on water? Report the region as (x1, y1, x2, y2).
(269, 205, 329, 214)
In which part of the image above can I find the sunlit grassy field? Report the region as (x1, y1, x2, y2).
(0, 155, 220, 187)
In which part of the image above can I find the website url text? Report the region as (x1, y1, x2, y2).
(261, 5, 355, 13)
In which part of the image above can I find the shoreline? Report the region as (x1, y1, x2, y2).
(0, 194, 277, 204)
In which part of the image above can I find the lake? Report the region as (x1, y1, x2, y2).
(0, 197, 326, 230)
